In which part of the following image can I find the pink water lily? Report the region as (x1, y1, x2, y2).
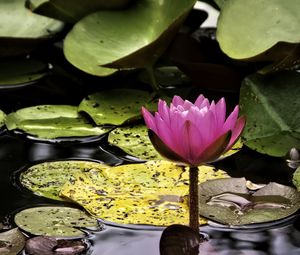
(142, 95, 246, 167)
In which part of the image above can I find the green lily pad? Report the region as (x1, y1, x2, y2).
(64, 0, 197, 76)
(0, 59, 48, 87)
(0, 0, 64, 57)
(78, 89, 154, 126)
(60, 160, 230, 226)
(108, 124, 162, 161)
(27, 0, 133, 23)
(292, 167, 300, 191)
(199, 178, 300, 225)
(0, 110, 6, 128)
(240, 71, 300, 157)
(20, 160, 110, 201)
(217, 0, 300, 60)
(0, 228, 26, 255)
(14, 206, 98, 237)
(5, 105, 111, 140)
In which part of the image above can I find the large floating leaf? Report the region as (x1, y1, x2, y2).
(78, 89, 154, 126)
(64, 0, 197, 76)
(60, 160, 230, 226)
(0, 110, 6, 129)
(0, 59, 48, 87)
(14, 206, 99, 237)
(217, 0, 300, 60)
(5, 105, 111, 140)
(0, 228, 26, 255)
(108, 124, 162, 161)
(0, 0, 64, 57)
(199, 178, 300, 225)
(20, 160, 110, 201)
(292, 167, 300, 191)
(27, 0, 133, 23)
(240, 72, 300, 157)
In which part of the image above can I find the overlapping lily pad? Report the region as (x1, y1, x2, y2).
(78, 89, 154, 126)
(14, 206, 99, 237)
(0, 59, 48, 88)
(292, 167, 300, 191)
(5, 105, 111, 140)
(64, 0, 197, 76)
(60, 160, 230, 226)
(0, 0, 64, 57)
(20, 160, 110, 201)
(27, 0, 133, 23)
(0, 110, 6, 129)
(240, 72, 300, 157)
(0, 228, 26, 255)
(217, 0, 300, 60)
(199, 178, 300, 225)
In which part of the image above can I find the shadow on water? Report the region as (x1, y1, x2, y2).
(0, 133, 300, 255)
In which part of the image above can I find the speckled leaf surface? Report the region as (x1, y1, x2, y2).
(240, 72, 300, 157)
(14, 206, 98, 237)
(78, 89, 154, 125)
(292, 167, 300, 191)
(217, 0, 300, 60)
(20, 160, 110, 201)
(64, 0, 196, 76)
(0, 110, 6, 128)
(0, 228, 26, 255)
(60, 160, 230, 226)
(108, 124, 162, 160)
(199, 178, 300, 225)
(0, 0, 64, 57)
(5, 105, 111, 139)
(0, 59, 48, 86)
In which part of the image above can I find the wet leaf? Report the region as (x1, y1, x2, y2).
(0, 59, 48, 87)
(0, 109, 6, 128)
(159, 225, 201, 255)
(14, 206, 99, 237)
(27, 0, 132, 23)
(217, 0, 300, 60)
(0, 0, 64, 57)
(292, 167, 300, 191)
(64, 0, 197, 76)
(0, 228, 26, 255)
(240, 72, 300, 157)
(60, 160, 230, 226)
(199, 178, 300, 225)
(5, 105, 111, 139)
(108, 124, 162, 161)
(78, 89, 154, 125)
(20, 160, 110, 201)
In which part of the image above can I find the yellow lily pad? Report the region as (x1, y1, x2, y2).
(60, 160, 230, 227)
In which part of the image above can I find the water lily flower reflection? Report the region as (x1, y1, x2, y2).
(142, 95, 245, 167)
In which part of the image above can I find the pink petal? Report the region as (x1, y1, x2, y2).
(172, 95, 184, 107)
(141, 107, 157, 132)
(155, 112, 175, 150)
(158, 99, 170, 125)
(222, 105, 239, 132)
(194, 109, 216, 145)
(226, 115, 246, 150)
(182, 100, 194, 110)
(194, 94, 205, 107)
(199, 98, 210, 109)
(215, 98, 226, 129)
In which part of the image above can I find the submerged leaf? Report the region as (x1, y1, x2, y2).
(240, 72, 300, 157)
(0, 228, 26, 255)
(6, 105, 111, 139)
(60, 160, 230, 226)
(78, 89, 154, 126)
(64, 0, 197, 76)
(199, 178, 300, 225)
(20, 160, 110, 201)
(14, 206, 99, 237)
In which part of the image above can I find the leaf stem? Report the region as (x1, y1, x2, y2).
(146, 66, 160, 93)
(189, 166, 199, 232)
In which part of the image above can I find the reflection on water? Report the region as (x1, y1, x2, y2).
(0, 135, 300, 255)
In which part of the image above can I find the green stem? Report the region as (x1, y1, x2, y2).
(146, 66, 160, 93)
(189, 166, 199, 232)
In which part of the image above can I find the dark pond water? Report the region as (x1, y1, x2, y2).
(0, 132, 300, 255)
